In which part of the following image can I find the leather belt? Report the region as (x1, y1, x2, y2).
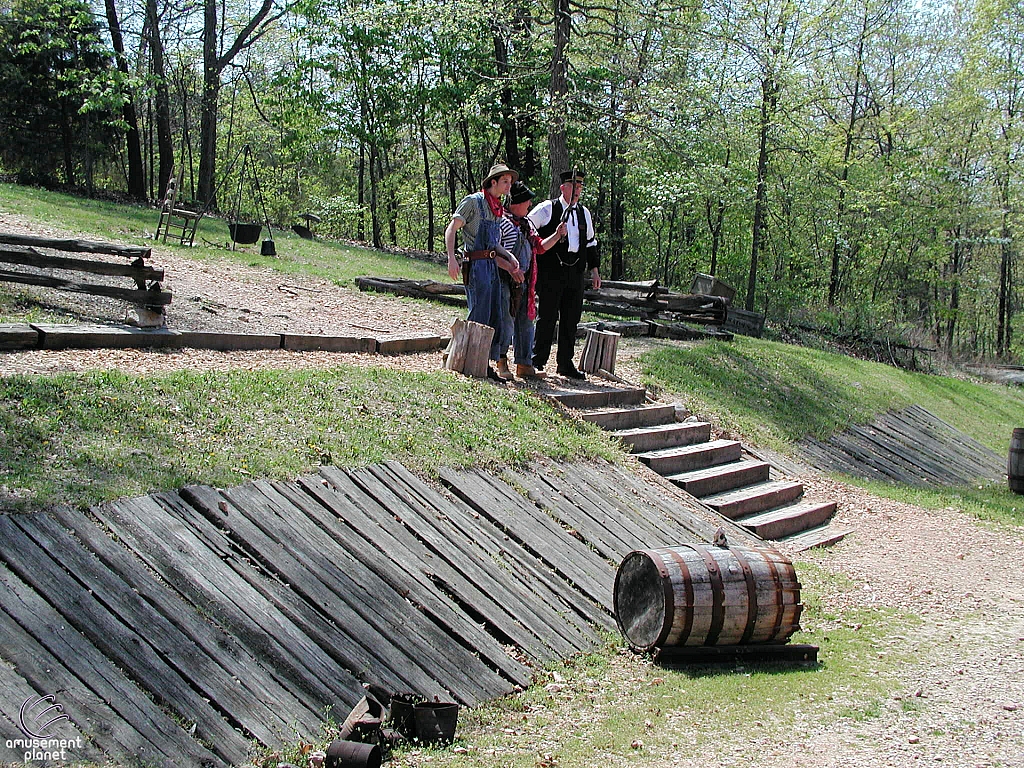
(465, 250, 495, 261)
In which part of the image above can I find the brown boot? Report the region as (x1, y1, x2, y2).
(516, 364, 546, 379)
(495, 357, 514, 381)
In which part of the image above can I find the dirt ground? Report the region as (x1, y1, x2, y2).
(2, 213, 1022, 767)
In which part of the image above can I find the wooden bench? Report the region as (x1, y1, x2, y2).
(0, 233, 172, 326)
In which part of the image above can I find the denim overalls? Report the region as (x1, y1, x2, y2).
(465, 194, 509, 362)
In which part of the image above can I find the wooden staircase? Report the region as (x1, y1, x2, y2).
(550, 385, 851, 550)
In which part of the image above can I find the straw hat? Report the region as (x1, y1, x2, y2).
(481, 163, 519, 188)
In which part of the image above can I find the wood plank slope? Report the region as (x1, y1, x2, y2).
(0, 458, 727, 765)
(799, 406, 1006, 488)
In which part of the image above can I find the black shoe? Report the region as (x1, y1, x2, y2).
(557, 366, 586, 380)
(486, 366, 506, 382)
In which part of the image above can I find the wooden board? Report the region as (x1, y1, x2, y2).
(0, 233, 151, 260)
(377, 333, 443, 354)
(0, 562, 224, 767)
(298, 469, 527, 696)
(653, 643, 818, 666)
(0, 516, 251, 765)
(798, 406, 1005, 487)
(31, 323, 182, 350)
(0, 323, 38, 350)
(12, 510, 322, 743)
(281, 333, 377, 353)
(0, 269, 172, 304)
(0, 244, 164, 280)
(438, 468, 616, 613)
(173, 331, 282, 351)
(353, 464, 595, 658)
(90, 494, 358, 714)
(377, 463, 611, 633)
(192, 479, 499, 702)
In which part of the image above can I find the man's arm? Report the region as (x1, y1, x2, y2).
(445, 217, 464, 281)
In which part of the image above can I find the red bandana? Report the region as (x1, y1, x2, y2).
(483, 190, 505, 218)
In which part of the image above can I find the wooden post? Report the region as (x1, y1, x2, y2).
(444, 319, 494, 378)
(578, 328, 620, 375)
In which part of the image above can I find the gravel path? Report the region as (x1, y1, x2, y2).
(2, 213, 1022, 767)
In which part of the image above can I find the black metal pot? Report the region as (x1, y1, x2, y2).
(229, 221, 262, 244)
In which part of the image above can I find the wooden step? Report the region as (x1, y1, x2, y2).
(637, 439, 740, 474)
(580, 403, 676, 430)
(702, 480, 805, 519)
(738, 500, 838, 540)
(547, 387, 647, 410)
(778, 523, 853, 551)
(615, 421, 712, 453)
(665, 458, 770, 497)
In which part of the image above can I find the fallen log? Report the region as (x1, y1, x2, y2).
(0, 232, 152, 260)
(0, 245, 164, 281)
(0, 269, 172, 305)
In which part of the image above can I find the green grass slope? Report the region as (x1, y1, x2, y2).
(637, 336, 1024, 525)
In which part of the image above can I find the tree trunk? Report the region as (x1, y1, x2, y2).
(105, 0, 146, 200)
(146, 0, 174, 199)
(199, 0, 219, 207)
(419, 107, 435, 251)
(828, 6, 869, 306)
(546, 0, 571, 196)
(747, 75, 776, 312)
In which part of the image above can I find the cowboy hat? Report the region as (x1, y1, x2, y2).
(481, 163, 519, 188)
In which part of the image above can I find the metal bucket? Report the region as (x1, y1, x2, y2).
(413, 702, 458, 746)
(261, 238, 277, 256)
(325, 739, 380, 768)
(229, 221, 262, 244)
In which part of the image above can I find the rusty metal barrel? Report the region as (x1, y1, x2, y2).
(613, 544, 802, 649)
(1010, 428, 1024, 495)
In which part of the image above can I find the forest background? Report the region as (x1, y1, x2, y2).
(0, 0, 1020, 362)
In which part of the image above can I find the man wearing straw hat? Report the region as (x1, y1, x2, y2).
(445, 163, 524, 381)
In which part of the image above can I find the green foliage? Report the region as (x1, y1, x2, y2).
(0, 0, 123, 188)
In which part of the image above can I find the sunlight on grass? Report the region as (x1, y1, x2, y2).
(0, 182, 446, 289)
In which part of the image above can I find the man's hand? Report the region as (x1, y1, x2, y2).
(555, 221, 568, 240)
(591, 268, 601, 291)
(448, 254, 461, 282)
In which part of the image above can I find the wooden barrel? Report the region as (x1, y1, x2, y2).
(1010, 428, 1024, 494)
(613, 544, 802, 649)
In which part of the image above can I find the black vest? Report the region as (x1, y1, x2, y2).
(536, 198, 584, 269)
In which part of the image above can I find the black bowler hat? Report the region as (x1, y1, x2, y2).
(509, 181, 535, 205)
(559, 169, 585, 184)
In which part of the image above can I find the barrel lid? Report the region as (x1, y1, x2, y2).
(613, 550, 671, 650)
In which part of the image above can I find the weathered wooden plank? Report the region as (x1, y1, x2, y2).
(0, 322, 38, 350)
(827, 431, 929, 486)
(30, 323, 182, 350)
(0, 233, 151, 260)
(0, 245, 164, 280)
(0, 658, 107, 763)
(505, 467, 646, 562)
(887, 408, 1003, 478)
(354, 464, 590, 658)
(377, 333, 443, 354)
(370, 463, 602, 649)
(598, 461, 748, 544)
(172, 331, 281, 350)
(653, 643, 818, 666)
(11, 511, 315, 746)
(438, 467, 615, 613)
(280, 333, 377, 353)
(0, 270, 172, 304)
(190, 480, 468, 701)
(0, 517, 250, 765)
(90, 495, 355, 714)
(264, 477, 521, 699)
(299, 469, 528, 695)
(847, 425, 951, 485)
(0, 562, 222, 767)
(378, 462, 610, 634)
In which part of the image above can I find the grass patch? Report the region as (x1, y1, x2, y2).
(636, 336, 1024, 455)
(382, 562, 919, 768)
(0, 182, 446, 291)
(0, 366, 619, 511)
